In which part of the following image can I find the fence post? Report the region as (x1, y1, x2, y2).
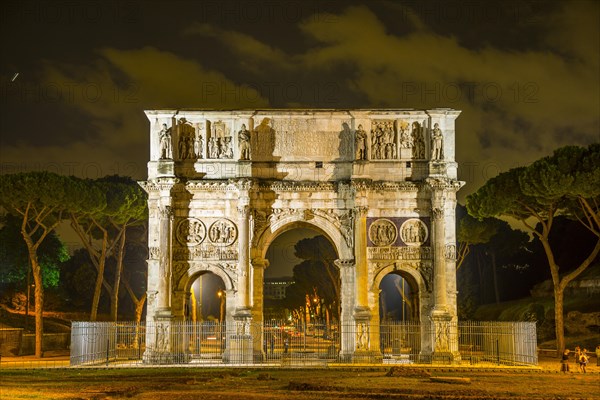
(496, 338, 500, 365)
(106, 338, 110, 367)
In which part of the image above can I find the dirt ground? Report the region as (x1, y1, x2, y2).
(1, 358, 599, 400)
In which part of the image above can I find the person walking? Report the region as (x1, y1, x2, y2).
(579, 349, 588, 373)
(560, 349, 570, 373)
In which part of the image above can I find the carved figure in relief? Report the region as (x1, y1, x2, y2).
(355, 124, 367, 160)
(369, 219, 397, 246)
(431, 123, 444, 160)
(178, 134, 191, 160)
(238, 124, 251, 160)
(209, 219, 237, 246)
(400, 219, 428, 245)
(156, 323, 167, 351)
(371, 124, 383, 159)
(195, 134, 204, 159)
(435, 321, 450, 351)
(217, 138, 225, 158)
(208, 137, 217, 159)
(371, 121, 397, 160)
(187, 136, 195, 159)
(399, 121, 412, 149)
(223, 137, 233, 158)
(176, 218, 206, 246)
(411, 122, 425, 159)
(159, 123, 172, 159)
(357, 323, 368, 350)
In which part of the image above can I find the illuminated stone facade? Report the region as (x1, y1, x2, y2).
(140, 109, 463, 362)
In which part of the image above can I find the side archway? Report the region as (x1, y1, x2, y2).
(173, 262, 236, 323)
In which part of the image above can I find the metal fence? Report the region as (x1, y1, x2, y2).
(70, 320, 537, 367)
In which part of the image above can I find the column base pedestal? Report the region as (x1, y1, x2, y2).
(227, 335, 254, 364)
(352, 350, 383, 364)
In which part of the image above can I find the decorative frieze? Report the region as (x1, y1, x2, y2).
(186, 180, 237, 192)
(260, 181, 337, 192)
(173, 245, 238, 261)
(368, 246, 432, 260)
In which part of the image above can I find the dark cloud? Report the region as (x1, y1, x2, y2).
(0, 1, 598, 200)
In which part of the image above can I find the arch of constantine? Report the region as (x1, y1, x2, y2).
(139, 108, 464, 363)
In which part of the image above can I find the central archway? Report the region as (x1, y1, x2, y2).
(253, 221, 344, 361)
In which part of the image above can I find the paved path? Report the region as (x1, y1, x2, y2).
(1, 351, 598, 373)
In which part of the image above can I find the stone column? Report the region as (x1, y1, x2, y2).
(354, 207, 369, 309)
(368, 287, 383, 362)
(250, 258, 268, 323)
(222, 288, 236, 363)
(336, 258, 355, 361)
(229, 204, 253, 364)
(431, 201, 447, 314)
(428, 179, 456, 363)
(156, 204, 174, 314)
(236, 205, 251, 314)
(146, 196, 176, 364)
(251, 258, 268, 361)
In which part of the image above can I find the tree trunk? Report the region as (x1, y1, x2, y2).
(110, 227, 127, 322)
(29, 252, 44, 358)
(70, 216, 117, 322)
(90, 251, 106, 322)
(134, 295, 146, 324)
(554, 286, 565, 358)
(491, 252, 500, 304)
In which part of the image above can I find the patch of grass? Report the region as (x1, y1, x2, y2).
(1, 368, 599, 399)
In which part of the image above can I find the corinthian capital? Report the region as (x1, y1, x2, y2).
(159, 205, 174, 219)
(431, 207, 444, 220)
(237, 205, 251, 218)
(355, 206, 368, 218)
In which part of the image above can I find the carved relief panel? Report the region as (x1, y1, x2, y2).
(173, 217, 238, 261)
(396, 120, 427, 160)
(367, 217, 431, 260)
(370, 120, 397, 160)
(176, 118, 204, 161)
(207, 120, 233, 159)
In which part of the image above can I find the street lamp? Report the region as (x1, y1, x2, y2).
(217, 290, 225, 323)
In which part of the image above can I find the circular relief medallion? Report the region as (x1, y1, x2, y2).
(368, 218, 398, 247)
(208, 219, 238, 246)
(176, 218, 206, 246)
(400, 218, 428, 246)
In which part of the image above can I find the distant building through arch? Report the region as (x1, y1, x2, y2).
(140, 108, 464, 363)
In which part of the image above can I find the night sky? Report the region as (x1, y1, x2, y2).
(1, 0, 598, 200)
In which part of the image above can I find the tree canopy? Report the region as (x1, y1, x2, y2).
(0, 171, 100, 356)
(0, 215, 68, 288)
(466, 144, 600, 355)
